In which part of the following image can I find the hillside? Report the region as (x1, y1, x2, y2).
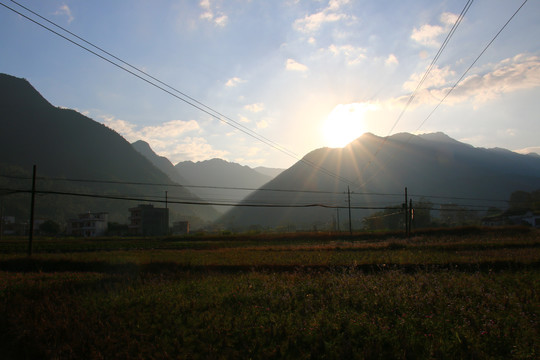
(132, 140, 189, 185)
(0, 73, 219, 226)
(217, 132, 540, 230)
(174, 158, 274, 211)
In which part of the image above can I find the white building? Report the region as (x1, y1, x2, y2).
(67, 212, 108, 237)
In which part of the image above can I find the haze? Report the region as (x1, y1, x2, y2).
(1, 0, 539, 168)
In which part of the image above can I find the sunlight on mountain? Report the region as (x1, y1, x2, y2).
(321, 103, 375, 148)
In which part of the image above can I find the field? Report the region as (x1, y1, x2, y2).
(0, 227, 539, 359)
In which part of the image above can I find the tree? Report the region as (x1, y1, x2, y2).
(509, 190, 532, 213)
(39, 220, 61, 236)
(412, 199, 433, 229)
(363, 206, 403, 231)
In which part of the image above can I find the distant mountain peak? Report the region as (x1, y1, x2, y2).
(0, 73, 52, 108)
(132, 140, 152, 150)
(418, 132, 460, 144)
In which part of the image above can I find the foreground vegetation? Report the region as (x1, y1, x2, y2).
(0, 227, 539, 359)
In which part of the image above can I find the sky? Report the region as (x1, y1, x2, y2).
(1, 0, 539, 169)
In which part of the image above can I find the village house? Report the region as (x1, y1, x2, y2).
(67, 212, 108, 237)
(128, 204, 169, 236)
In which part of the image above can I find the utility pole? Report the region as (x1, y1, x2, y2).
(0, 196, 4, 242)
(336, 208, 340, 232)
(165, 191, 168, 209)
(409, 198, 413, 238)
(348, 186, 352, 235)
(404, 187, 408, 237)
(28, 165, 36, 256)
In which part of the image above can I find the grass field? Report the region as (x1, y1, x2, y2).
(0, 227, 539, 359)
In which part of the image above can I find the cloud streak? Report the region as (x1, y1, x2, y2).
(293, 0, 352, 33)
(225, 77, 245, 87)
(199, 0, 228, 27)
(286, 58, 308, 72)
(101, 117, 227, 163)
(54, 4, 74, 23)
(399, 54, 540, 107)
(410, 12, 458, 47)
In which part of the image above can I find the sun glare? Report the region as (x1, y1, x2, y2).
(321, 103, 372, 148)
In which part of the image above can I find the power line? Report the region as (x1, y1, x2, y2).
(413, 0, 529, 133)
(0, 175, 510, 211)
(1, 0, 361, 189)
(387, 0, 474, 137)
(0, 173, 517, 205)
(0, 173, 402, 197)
(355, 0, 474, 189)
(0, 187, 396, 210)
(356, 0, 528, 189)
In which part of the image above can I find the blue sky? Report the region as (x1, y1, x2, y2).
(1, 0, 539, 169)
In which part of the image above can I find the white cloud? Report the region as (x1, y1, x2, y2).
(139, 120, 200, 139)
(102, 117, 136, 136)
(403, 66, 455, 92)
(101, 117, 228, 163)
(326, 44, 366, 65)
(54, 4, 74, 23)
(102, 117, 201, 155)
(167, 137, 229, 163)
(286, 58, 308, 72)
(385, 54, 399, 66)
(256, 120, 269, 129)
(410, 12, 459, 47)
(515, 146, 540, 155)
(244, 103, 265, 113)
(293, 0, 352, 33)
(199, 0, 228, 27)
(399, 54, 540, 107)
(440, 12, 459, 26)
(239, 115, 251, 123)
(225, 77, 245, 87)
(411, 24, 444, 47)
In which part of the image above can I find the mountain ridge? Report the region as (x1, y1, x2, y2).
(0, 73, 219, 226)
(218, 132, 540, 230)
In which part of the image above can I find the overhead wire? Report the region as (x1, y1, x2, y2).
(387, 0, 474, 137)
(412, 0, 529, 133)
(0, 173, 514, 205)
(0, 173, 399, 197)
(1, 0, 361, 189)
(353, 0, 474, 190)
(0, 187, 396, 210)
(355, 0, 528, 189)
(0, 1, 530, 211)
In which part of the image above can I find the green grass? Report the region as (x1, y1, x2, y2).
(0, 228, 539, 359)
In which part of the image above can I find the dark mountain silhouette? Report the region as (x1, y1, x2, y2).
(254, 166, 284, 178)
(218, 132, 540, 230)
(133, 141, 283, 213)
(0, 73, 218, 226)
(174, 158, 274, 212)
(132, 140, 190, 185)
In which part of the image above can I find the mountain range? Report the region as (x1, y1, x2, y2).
(0, 73, 218, 227)
(217, 132, 540, 230)
(132, 141, 282, 212)
(2, 72, 539, 232)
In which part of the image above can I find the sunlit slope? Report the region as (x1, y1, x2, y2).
(218, 132, 540, 229)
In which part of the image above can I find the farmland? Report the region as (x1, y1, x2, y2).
(0, 227, 539, 359)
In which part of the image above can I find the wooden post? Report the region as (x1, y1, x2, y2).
(28, 165, 36, 256)
(409, 198, 413, 238)
(336, 208, 340, 232)
(348, 186, 352, 235)
(404, 187, 409, 236)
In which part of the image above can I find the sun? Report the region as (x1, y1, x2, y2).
(321, 103, 370, 148)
